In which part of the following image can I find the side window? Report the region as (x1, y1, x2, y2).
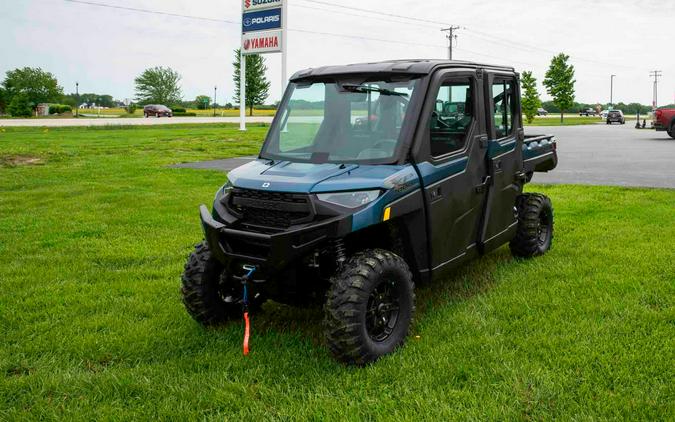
(492, 79, 516, 138)
(429, 79, 473, 157)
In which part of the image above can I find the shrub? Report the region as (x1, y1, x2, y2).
(171, 107, 186, 113)
(126, 104, 137, 114)
(49, 104, 72, 114)
(173, 112, 196, 117)
(7, 94, 33, 117)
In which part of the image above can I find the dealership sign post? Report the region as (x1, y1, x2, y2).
(240, 0, 286, 131)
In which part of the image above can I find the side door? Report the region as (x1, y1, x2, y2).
(479, 74, 524, 251)
(412, 70, 489, 274)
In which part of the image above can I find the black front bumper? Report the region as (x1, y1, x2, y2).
(199, 205, 351, 271)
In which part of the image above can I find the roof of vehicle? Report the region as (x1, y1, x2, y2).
(290, 59, 516, 81)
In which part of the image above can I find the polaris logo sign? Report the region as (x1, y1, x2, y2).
(242, 8, 282, 33)
(243, 0, 282, 12)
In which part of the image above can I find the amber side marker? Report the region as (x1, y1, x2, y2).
(383, 207, 391, 221)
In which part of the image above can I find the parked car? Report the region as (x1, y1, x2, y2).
(600, 110, 610, 119)
(579, 108, 598, 116)
(181, 59, 558, 365)
(654, 107, 675, 138)
(606, 110, 625, 124)
(143, 104, 173, 118)
(537, 107, 548, 116)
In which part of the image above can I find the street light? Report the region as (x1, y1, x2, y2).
(213, 86, 217, 117)
(75, 82, 79, 118)
(610, 75, 616, 109)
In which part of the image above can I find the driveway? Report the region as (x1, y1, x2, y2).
(174, 124, 675, 189)
(0, 116, 274, 127)
(531, 124, 675, 189)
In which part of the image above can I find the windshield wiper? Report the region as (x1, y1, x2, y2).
(341, 84, 408, 97)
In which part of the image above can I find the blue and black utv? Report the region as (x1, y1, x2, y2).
(182, 60, 558, 365)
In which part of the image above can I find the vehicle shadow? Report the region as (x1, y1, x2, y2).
(220, 246, 514, 346)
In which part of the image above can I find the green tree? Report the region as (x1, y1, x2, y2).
(543, 53, 576, 123)
(2, 67, 63, 111)
(233, 49, 271, 116)
(0, 86, 6, 113)
(134, 67, 182, 105)
(521, 71, 541, 124)
(195, 95, 211, 110)
(7, 93, 33, 117)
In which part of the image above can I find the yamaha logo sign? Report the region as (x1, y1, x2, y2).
(242, 29, 282, 55)
(243, 0, 282, 12)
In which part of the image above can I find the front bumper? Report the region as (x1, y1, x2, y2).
(199, 204, 352, 271)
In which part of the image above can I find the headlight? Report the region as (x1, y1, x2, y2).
(215, 181, 233, 203)
(316, 190, 380, 208)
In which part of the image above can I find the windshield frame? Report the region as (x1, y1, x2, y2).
(259, 74, 426, 165)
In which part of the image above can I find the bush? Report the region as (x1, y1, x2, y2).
(173, 112, 196, 117)
(171, 107, 186, 113)
(7, 94, 33, 117)
(126, 104, 137, 114)
(49, 104, 72, 114)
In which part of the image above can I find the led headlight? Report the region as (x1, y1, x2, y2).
(316, 190, 381, 209)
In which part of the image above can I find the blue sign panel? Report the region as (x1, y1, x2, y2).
(242, 8, 282, 33)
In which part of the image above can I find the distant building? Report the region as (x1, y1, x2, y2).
(36, 103, 50, 116)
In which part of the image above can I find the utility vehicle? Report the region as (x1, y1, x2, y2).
(654, 107, 675, 138)
(181, 60, 558, 365)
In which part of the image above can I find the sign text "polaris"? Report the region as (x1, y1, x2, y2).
(242, 8, 282, 33)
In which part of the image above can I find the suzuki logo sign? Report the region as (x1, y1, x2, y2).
(242, 0, 282, 12)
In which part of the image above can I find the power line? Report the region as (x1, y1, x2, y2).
(290, 3, 437, 30)
(63, 0, 238, 24)
(62, 0, 445, 51)
(296, 0, 451, 26)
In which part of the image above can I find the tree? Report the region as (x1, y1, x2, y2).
(134, 67, 182, 105)
(7, 93, 33, 117)
(2, 67, 63, 111)
(0, 87, 6, 114)
(195, 95, 211, 110)
(543, 53, 576, 123)
(232, 49, 270, 116)
(521, 71, 541, 124)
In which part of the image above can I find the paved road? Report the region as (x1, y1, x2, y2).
(174, 124, 675, 189)
(532, 124, 674, 189)
(0, 116, 274, 127)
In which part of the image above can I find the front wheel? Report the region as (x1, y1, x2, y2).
(510, 193, 554, 258)
(324, 249, 415, 366)
(181, 241, 263, 325)
(668, 124, 675, 139)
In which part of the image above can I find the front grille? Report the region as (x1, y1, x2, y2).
(227, 188, 313, 229)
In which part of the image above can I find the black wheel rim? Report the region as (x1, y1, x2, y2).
(537, 210, 552, 247)
(366, 280, 400, 342)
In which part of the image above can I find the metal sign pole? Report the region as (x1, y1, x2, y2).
(281, 0, 288, 97)
(240, 48, 246, 131)
(239, 0, 246, 131)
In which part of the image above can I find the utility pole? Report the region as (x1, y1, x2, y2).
(610, 75, 615, 108)
(75, 82, 79, 118)
(213, 85, 217, 117)
(649, 70, 662, 109)
(441, 26, 461, 60)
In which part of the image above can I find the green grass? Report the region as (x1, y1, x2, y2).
(1, 124, 673, 420)
(524, 115, 605, 126)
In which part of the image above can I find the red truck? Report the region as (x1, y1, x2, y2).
(654, 107, 675, 138)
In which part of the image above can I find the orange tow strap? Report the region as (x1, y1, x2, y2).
(243, 311, 251, 356)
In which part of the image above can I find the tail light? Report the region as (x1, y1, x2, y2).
(655, 110, 662, 120)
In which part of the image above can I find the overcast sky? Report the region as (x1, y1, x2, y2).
(1, 0, 673, 106)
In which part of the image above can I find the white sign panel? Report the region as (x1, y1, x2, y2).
(242, 29, 282, 55)
(242, 0, 283, 13)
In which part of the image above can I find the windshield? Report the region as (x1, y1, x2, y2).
(261, 77, 421, 164)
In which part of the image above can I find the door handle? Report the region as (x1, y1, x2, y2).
(430, 186, 442, 200)
(477, 135, 488, 149)
(475, 176, 491, 193)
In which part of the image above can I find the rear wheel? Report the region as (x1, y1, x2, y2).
(510, 193, 554, 258)
(324, 249, 415, 366)
(669, 123, 675, 139)
(181, 241, 263, 325)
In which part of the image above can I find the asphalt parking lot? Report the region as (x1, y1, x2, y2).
(174, 123, 675, 189)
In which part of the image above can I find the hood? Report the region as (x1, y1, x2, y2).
(227, 159, 411, 193)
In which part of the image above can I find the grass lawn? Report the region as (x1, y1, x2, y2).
(0, 125, 673, 420)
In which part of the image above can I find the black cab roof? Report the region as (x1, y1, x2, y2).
(290, 59, 515, 81)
